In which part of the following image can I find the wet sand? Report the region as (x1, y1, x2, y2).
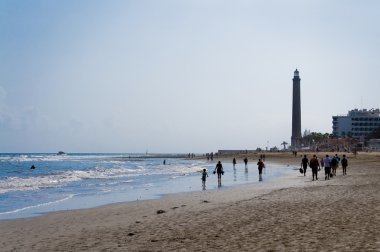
(0, 152, 379, 251)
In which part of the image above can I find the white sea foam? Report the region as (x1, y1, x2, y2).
(0, 170, 114, 194)
(0, 194, 75, 215)
(0, 156, 207, 194)
(87, 179, 134, 187)
(0, 164, 202, 193)
(1, 154, 114, 163)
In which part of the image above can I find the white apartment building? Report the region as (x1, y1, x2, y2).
(332, 109, 380, 140)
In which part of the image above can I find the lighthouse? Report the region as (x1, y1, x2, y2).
(291, 69, 301, 148)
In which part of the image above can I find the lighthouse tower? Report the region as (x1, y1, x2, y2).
(291, 69, 301, 148)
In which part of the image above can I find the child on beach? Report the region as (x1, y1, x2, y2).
(201, 169, 209, 190)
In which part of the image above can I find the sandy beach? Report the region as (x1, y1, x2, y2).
(1, 152, 379, 251)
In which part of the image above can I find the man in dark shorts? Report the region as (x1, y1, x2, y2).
(257, 158, 265, 181)
(323, 155, 331, 180)
(309, 155, 320, 181)
(341, 154, 348, 175)
(301, 155, 309, 176)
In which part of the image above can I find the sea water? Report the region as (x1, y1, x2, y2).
(0, 153, 289, 220)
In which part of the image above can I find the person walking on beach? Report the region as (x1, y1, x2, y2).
(331, 155, 339, 176)
(341, 154, 348, 175)
(257, 158, 265, 181)
(201, 169, 209, 190)
(332, 154, 340, 176)
(233, 158, 237, 168)
(301, 155, 309, 176)
(244, 157, 248, 168)
(309, 155, 320, 181)
(214, 161, 224, 187)
(320, 157, 324, 171)
(323, 155, 332, 180)
(334, 154, 341, 164)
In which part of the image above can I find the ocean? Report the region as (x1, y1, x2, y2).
(0, 153, 289, 220)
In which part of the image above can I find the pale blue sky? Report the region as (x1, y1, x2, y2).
(1, 0, 379, 153)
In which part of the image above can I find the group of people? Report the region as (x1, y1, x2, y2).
(201, 152, 349, 189)
(206, 152, 214, 161)
(300, 153, 348, 181)
(201, 157, 266, 189)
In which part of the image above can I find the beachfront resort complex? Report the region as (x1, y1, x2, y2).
(332, 109, 380, 140)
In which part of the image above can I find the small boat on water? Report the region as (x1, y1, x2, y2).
(57, 151, 66, 155)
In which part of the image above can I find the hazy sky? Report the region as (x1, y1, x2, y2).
(1, 0, 379, 153)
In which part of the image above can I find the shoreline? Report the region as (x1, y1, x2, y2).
(1, 152, 379, 251)
(0, 154, 291, 220)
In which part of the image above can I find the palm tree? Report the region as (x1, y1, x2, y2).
(281, 141, 288, 150)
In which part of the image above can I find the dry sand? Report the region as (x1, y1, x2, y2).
(0, 152, 379, 251)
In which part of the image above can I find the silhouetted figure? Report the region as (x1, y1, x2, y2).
(310, 155, 320, 181)
(301, 155, 309, 176)
(244, 157, 248, 168)
(163, 160, 166, 165)
(257, 159, 265, 181)
(341, 154, 348, 175)
(30, 165, 36, 169)
(233, 158, 237, 168)
(214, 161, 224, 187)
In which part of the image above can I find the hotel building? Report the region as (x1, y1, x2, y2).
(332, 109, 380, 140)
